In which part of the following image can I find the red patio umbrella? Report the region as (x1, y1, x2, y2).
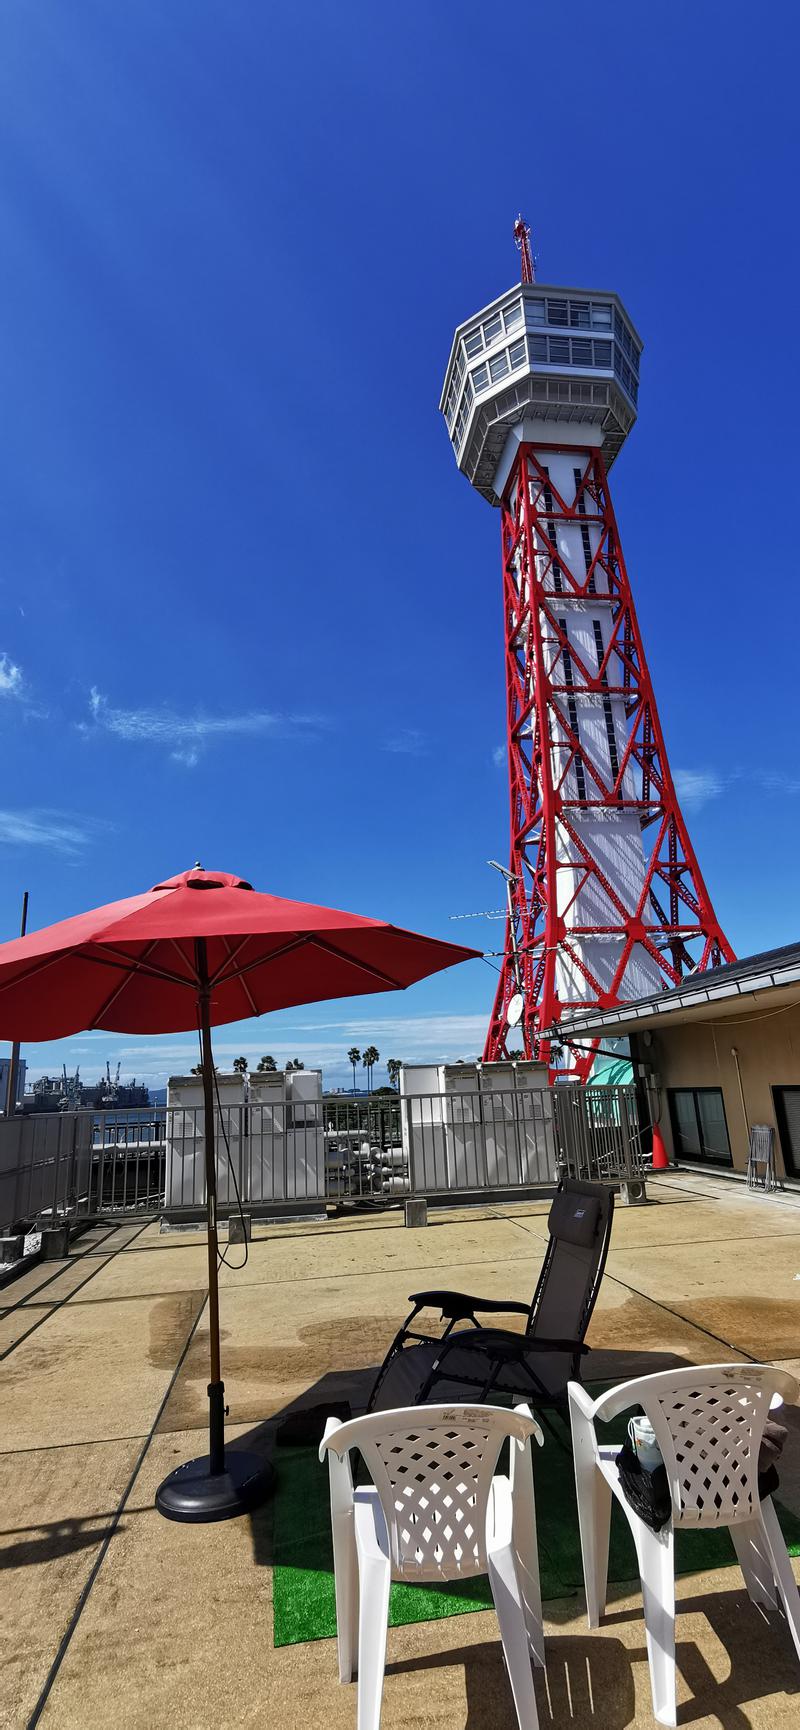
(0, 865, 479, 1521)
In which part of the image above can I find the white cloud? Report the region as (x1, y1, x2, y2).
(0, 808, 100, 856)
(383, 729, 426, 756)
(85, 688, 325, 764)
(492, 744, 506, 768)
(32, 1012, 491, 1089)
(0, 654, 23, 698)
(758, 770, 800, 796)
(673, 769, 725, 810)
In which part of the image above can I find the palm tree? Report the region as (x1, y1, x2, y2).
(362, 1045, 380, 1093)
(387, 1057, 401, 1092)
(347, 1046, 361, 1094)
(256, 1054, 277, 1072)
(285, 1058, 305, 1071)
(232, 1056, 249, 1074)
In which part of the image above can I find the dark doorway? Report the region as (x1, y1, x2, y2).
(667, 1087, 732, 1167)
(773, 1087, 800, 1178)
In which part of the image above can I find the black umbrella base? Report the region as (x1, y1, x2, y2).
(156, 1449, 274, 1524)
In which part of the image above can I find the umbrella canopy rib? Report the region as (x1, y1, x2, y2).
(218, 936, 259, 1018)
(308, 934, 406, 990)
(87, 941, 168, 1031)
(207, 932, 313, 991)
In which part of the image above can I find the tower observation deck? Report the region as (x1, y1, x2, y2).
(442, 224, 733, 1080)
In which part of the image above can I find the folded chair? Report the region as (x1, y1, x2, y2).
(569, 1364, 800, 1727)
(320, 1402, 544, 1730)
(367, 1178, 613, 1418)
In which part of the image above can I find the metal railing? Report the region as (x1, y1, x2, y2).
(403, 1088, 556, 1197)
(324, 1095, 405, 1203)
(0, 1084, 646, 1232)
(553, 1085, 645, 1183)
(0, 1108, 167, 1230)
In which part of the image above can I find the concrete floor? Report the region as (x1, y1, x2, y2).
(3, 1172, 800, 1729)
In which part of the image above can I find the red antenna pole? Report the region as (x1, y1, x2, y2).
(513, 214, 534, 284)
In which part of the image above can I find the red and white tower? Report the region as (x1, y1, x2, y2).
(441, 222, 734, 1079)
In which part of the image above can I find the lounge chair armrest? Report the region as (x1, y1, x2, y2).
(432, 1327, 588, 1366)
(407, 1289, 530, 1321)
(527, 1335, 590, 1355)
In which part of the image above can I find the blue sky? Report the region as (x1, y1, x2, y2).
(1, 2, 798, 1089)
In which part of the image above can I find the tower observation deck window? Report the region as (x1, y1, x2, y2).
(593, 339, 612, 366)
(549, 336, 570, 364)
(508, 337, 526, 370)
(547, 299, 568, 326)
(471, 362, 489, 393)
(525, 300, 546, 327)
(489, 351, 510, 383)
(614, 348, 638, 402)
(464, 329, 483, 358)
(570, 303, 591, 329)
(571, 338, 592, 365)
(483, 313, 503, 344)
(504, 302, 523, 331)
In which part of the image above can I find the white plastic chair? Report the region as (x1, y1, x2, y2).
(569, 1364, 800, 1726)
(319, 1402, 544, 1730)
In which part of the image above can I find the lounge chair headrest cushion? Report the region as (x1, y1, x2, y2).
(548, 1189, 602, 1248)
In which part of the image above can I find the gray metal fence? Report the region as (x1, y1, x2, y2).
(0, 1108, 166, 1230)
(0, 1084, 646, 1232)
(553, 1085, 645, 1183)
(403, 1088, 556, 1196)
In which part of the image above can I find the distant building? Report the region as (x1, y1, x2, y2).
(23, 1072, 150, 1113)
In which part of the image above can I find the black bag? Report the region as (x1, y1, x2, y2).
(617, 1442, 672, 1532)
(617, 1439, 782, 1533)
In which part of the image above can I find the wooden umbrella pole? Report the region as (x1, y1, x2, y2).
(197, 937, 225, 1475)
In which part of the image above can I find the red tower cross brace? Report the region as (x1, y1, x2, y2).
(485, 442, 734, 1079)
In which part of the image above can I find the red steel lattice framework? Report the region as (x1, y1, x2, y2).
(485, 444, 734, 1079)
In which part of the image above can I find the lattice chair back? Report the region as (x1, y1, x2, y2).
(324, 1403, 539, 1581)
(595, 1364, 796, 1530)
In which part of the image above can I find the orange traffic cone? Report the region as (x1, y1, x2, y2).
(651, 1123, 670, 1170)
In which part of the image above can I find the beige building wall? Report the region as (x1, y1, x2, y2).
(635, 1003, 800, 1176)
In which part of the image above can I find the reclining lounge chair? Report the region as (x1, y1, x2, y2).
(367, 1178, 613, 1417)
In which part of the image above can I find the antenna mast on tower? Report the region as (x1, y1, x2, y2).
(513, 214, 535, 285)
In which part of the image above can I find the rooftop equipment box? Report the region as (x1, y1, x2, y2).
(399, 1060, 553, 1194)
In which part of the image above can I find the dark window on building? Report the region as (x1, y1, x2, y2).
(573, 466, 596, 593)
(773, 1087, 800, 1177)
(668, 1088, 732, 1167)
(592, 619, 620, 783)
(559, 617, 586, 800)
(542, 466, 562, 592)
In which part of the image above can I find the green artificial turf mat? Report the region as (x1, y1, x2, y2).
(272, 1421, 800, 1647)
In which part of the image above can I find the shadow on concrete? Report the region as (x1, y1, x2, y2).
(0, 1515, 118, 1569)
(385, 1634, 637, 1728)
(565, 1583, 800, 1728)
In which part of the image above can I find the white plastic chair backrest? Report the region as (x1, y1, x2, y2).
(320, 1403, 541, 1580)
(592, 1364, 798, 1529)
